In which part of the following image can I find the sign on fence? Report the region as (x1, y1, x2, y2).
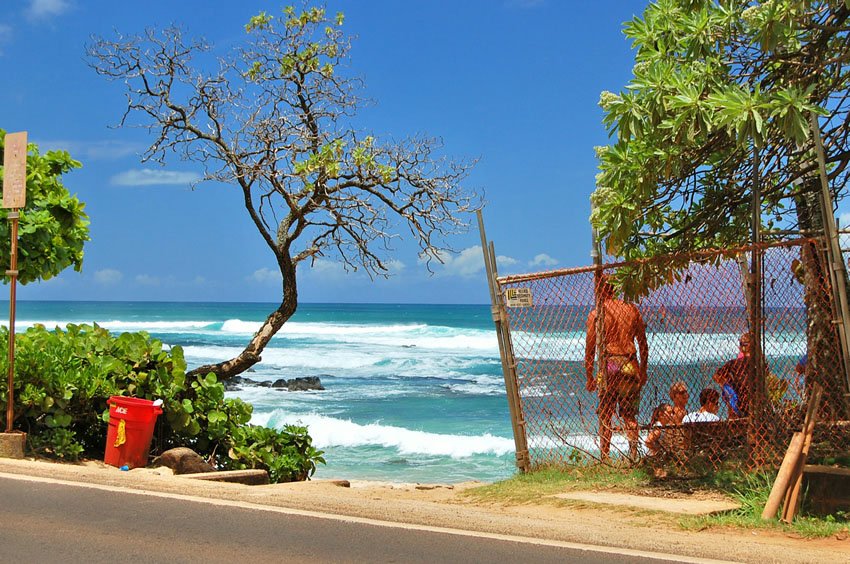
(505, 287, 533, 308)
(2, 132, 27, 209)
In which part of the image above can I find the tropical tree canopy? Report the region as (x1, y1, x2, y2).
(593, 0, 850, 266)
(88, 6, 477, 379)
(0, 130, 90, 284)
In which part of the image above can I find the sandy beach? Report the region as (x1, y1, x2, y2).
(0, 457, 845, 563)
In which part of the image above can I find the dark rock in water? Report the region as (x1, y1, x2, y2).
(220, 375, 324, 392)
(223, 375, 246, 391)
(154, 447, 215, 474)
(288, 376, 324, 391)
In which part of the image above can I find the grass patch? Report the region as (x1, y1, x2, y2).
(679, 471, 850, 538)
(464, 464, 850, 538)
(462, 464, 652, 505)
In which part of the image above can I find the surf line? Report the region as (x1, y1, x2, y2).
(0, 471, 732, 564)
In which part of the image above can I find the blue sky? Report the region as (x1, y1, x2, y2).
(1, 0, 641, 304)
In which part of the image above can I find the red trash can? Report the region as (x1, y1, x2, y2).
(104, 396, 163, 469)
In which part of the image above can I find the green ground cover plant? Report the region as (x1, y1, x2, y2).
(0, 323, 324, 482)
(464, 465, 849, 538)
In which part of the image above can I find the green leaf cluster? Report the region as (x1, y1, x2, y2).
(0, 130, 90, 284)
(243, 6, 344, 82)
(227, 423, 325, 483)
(592, 0, 846, 295)
(0, 324, 324, 482)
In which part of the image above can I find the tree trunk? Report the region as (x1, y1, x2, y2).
(187, 254, 298, 381)
(795, 185, 849, 421)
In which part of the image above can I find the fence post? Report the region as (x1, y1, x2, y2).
(591, 204, 607, 461)
(749, 146, 767, 464)
(477, 211, 530, 472)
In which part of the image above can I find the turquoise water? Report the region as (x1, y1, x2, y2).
(3, 301, 517, 484)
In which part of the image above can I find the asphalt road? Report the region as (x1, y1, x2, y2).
(0, 476, 692, 563)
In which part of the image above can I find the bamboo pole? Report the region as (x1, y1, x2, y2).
(781, 383, 824, 523)
(761, 432, 806, 519)
(810, 114, 850, 400)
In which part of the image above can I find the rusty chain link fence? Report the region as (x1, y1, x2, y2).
(492, 237, 850, 476)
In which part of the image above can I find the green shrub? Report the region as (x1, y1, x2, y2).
(227, 424, 326, 483)
(0, 323, 324, 482)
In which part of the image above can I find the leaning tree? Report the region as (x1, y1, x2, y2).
(593, 0, 850, 417)
(88, 6, 477, 379)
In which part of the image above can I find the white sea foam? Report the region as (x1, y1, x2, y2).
(512, 330, 807, 363)
(528, 431, 651, 457)
(254, 411, 514, 458)
(14, 319, 217, 332)
(183, 343, 493, 380)
(442, 375, 505, 396)
(221, 319, 262, 333)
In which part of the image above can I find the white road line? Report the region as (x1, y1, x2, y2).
(0, 471, 737, 564)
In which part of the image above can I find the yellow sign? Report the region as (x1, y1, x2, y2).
(505, 287, 533, 308)
(2, 131, 27, 209)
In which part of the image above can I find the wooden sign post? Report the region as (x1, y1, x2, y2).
(1, 131, 26, 457)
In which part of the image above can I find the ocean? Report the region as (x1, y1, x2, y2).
(5, 301, 517, 484)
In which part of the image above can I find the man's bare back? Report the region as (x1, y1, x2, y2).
(583, 278, 649, 460)
(585, 298, 648, 390)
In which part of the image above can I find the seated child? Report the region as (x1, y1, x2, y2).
(645, 403, 677, 456)
(682, 388, 721, 423)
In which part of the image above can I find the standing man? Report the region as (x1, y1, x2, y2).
(585, 276, 649, 461)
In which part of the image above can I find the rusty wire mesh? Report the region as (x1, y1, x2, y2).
(495, 238, 850, 475)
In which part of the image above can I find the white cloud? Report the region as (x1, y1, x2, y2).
(497, 255, 519, 268)
(27, 0, 71, 19)
(135, 274, 160, 286)
(37, 139, 144, 161)
(247, 267, 280, 284)
(384, 259, 406, 274)
(193, 276, 207, 285)
(93, 269, 122, 285)
(426, 246, 519, 278)
(110, 169, 202, 186)
(309, 259, 348, 281)
(838, 212, 850, 229)
(529, 253, 558, 267)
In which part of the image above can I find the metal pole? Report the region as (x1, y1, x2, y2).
(809, 113, 850, 398)
(591, 205, 606, 458)
(750, 147, 765, 454)
(6, 210, 19, 432)
(477, 210, 530, 472)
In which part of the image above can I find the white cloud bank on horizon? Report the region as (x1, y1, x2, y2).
(135, 274, 160, 286)
(27, 0, 71, 19)
(93, 269, 122, 285)
(428, 246, 519, 278)
(247, 267, 281, 284)
(110, 169, 202, 186)
(529, 253, 558, 267)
